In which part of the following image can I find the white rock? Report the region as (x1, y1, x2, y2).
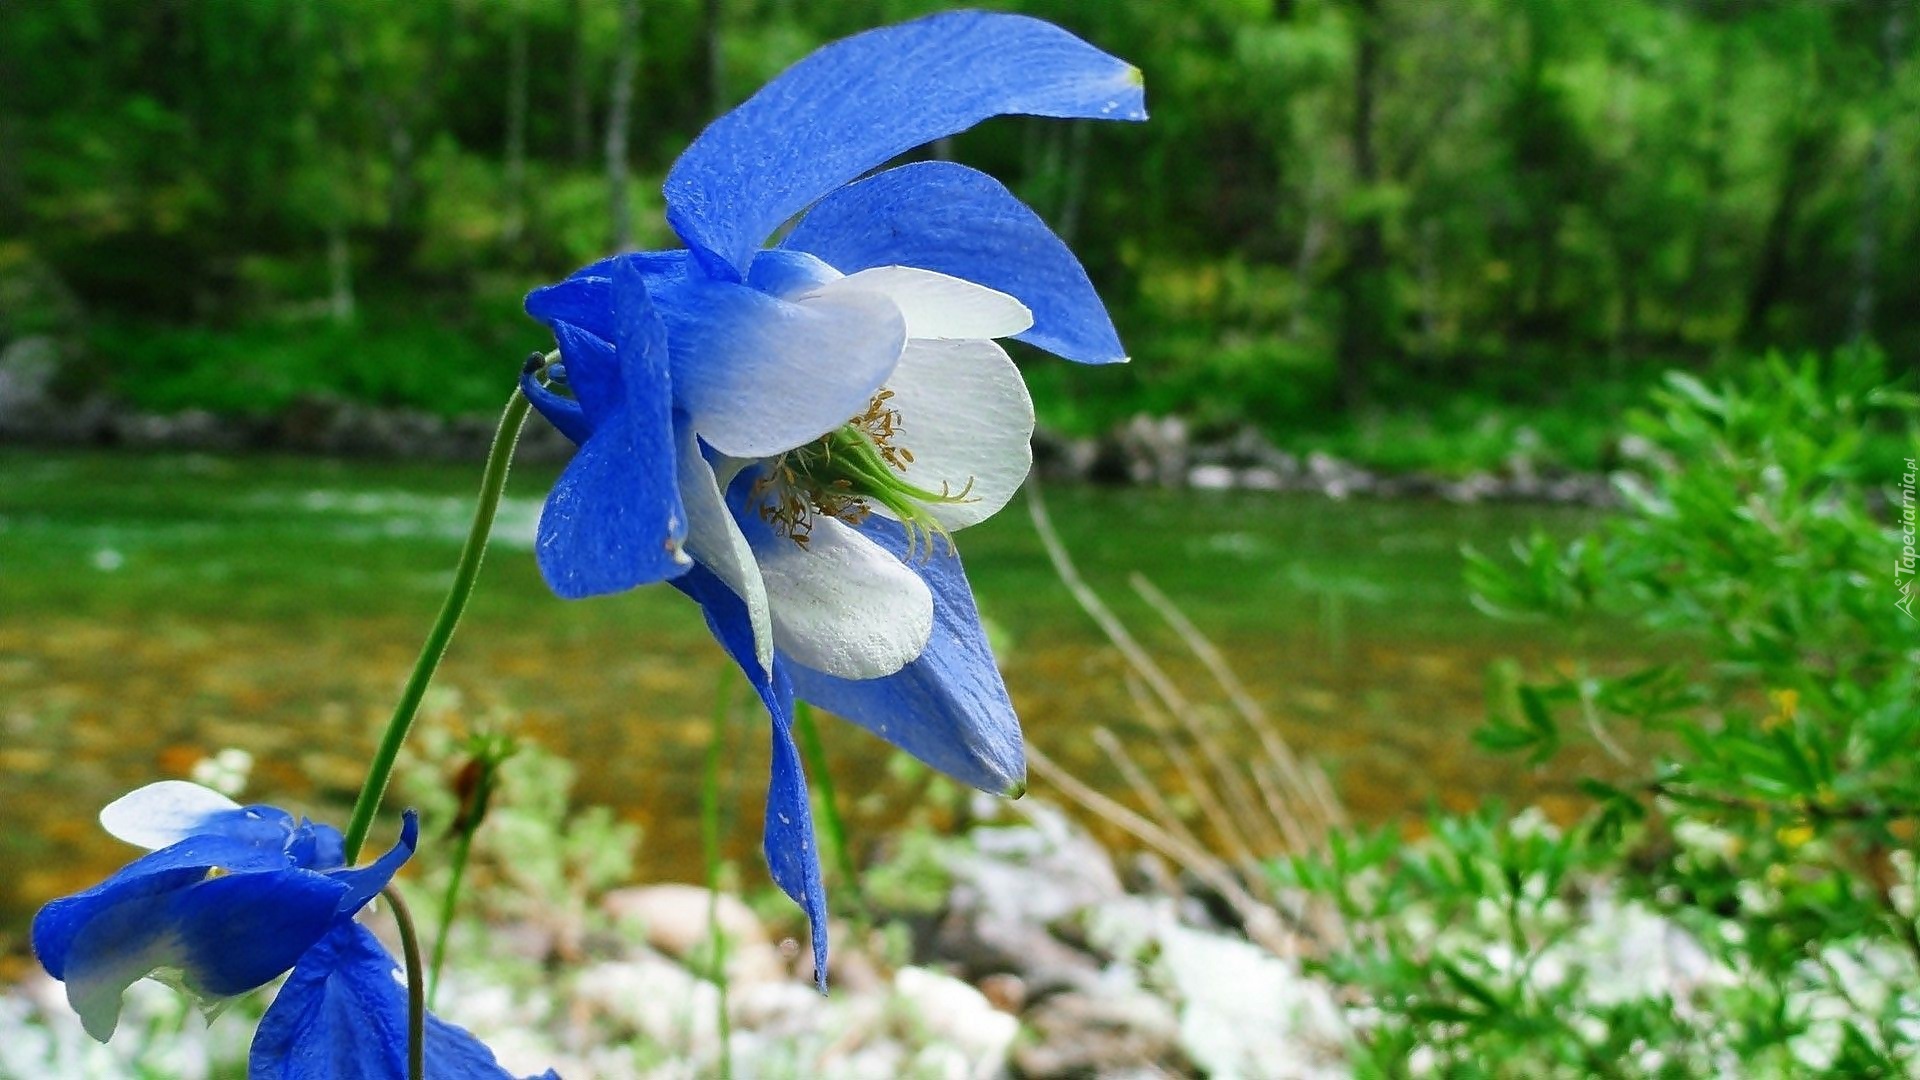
(1154, 922, 1346, 1079)
(1239, 466, 1286, 491)
(573, 954, 722, 1064)
(729, 981, 826, 1038)
(891, 967, 1017, 1078)
(953, 800, 1125, 927)
(603, 883, 787, 985)
(1188, 463, 1236, 490)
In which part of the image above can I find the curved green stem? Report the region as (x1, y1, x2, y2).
(384, 886, 427, 1080)
(342, 383, 531, 863)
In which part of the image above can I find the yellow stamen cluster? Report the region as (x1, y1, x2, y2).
(752, 390, 975, 558)
(853, 389, 914, 471)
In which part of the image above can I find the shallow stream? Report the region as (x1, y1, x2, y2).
(0, 450, 1636, 960)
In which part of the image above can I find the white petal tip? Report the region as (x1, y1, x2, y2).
(100, 781, 242, 851)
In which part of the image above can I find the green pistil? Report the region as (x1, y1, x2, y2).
(775, 422, 974, 560)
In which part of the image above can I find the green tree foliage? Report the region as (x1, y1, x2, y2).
(1, 0, 1916, 427)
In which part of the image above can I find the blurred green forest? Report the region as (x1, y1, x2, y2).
(3, 0, 1916, 467)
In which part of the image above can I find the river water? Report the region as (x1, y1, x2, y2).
(0, 450, 1630, 960)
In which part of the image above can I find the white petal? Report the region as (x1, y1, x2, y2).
(677, 283, 907, 459)
(99, 781, 243, 851)
(755, 517, 934, 680)
(877, 339, 1035, 531)
(677, 429, 774, 673)
(808, 266, 1032, 342)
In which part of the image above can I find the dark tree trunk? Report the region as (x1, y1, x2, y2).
(606, 0, 641, 252)
(1336, 0, 1389, 410)
(327, 220, 356, 324)
(1741, 120, 1823, 344)
(568, 0, 593, 164)
(1678, 32, 1735, 316)
(702, 0, 726, 120)
(1851, 0, 1906, 344)
(503, 12, 529, 245)
(1056, 122, 1091, 246)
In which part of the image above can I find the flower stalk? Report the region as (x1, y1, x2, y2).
(342, 372, 535, 863)
(383, 885, 427, 1080)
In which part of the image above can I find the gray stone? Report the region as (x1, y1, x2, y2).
(957, 801, 1127, 926)
(0, 249, 84, 341)
(1304, 451, 1373, 499)
(1227, 425, 1277, 465)
(1031, 426, 1098, 482)
(113, 408, 245, 451)
(1439, 472, 1502, 504)
(0, 342, 55, 436)
(1094, 413, 1189, 487)
(573, 952, 723, 1059)
(1013, 989, 1183, 1079)
(935, 909, 1103, 996)
(938, 801, 1123, 990)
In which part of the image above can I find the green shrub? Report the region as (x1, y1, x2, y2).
(1282, 353, 1920, 1076)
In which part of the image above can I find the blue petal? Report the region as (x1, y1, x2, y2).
(251, 923, 540, 1080)
(664, 10, 1146, 280)
(552, 322, 620, 431)
(783, 161, 1126, 364)
(308, 823, 347, 872)
(519, 366, 591, 445)
(34, 831, 304, 981)
(524, 250, 692, 343)
(785, 516, 1025, 796)
(673, 563, 831, 989)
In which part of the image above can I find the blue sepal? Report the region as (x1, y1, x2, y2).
(33, 831, 306, 980)
(784, 516, 1025, 796)
(523, 251, 692, 343)
(673, 564, 831, 989)
(533, 261, 690, 599)
(665, 10, 1146, 280)
(250, 922, 548, 1080)
(34, 812, 422, 1041)
(743, 249, 839, 299)
(784, 161, 1127, 364)
(162, 870, 352, 997)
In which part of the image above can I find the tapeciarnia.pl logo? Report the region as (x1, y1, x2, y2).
(1898, 457, 1917, 621)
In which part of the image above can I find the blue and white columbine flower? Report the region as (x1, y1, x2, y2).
(33, 781, 543, 1079)
(521, 11, 1145, 981)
